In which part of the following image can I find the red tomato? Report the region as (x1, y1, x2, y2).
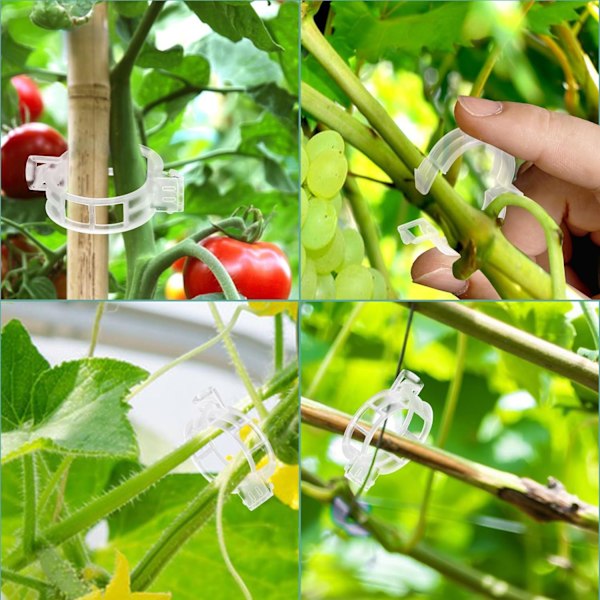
(165, 272, 186, 300)
(11, 75, 44, 122)
(1, 123, 67, 199)
(172, 256, 186, 272)
(51, 270, 67, 299)
(183, 237, 292, 300)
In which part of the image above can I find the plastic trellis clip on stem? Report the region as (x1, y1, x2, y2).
(397, 218, 459, 257)
(26, 145, 184, 234)
(399, 127, 523, 254)
(184, 388, 276, 511)
(342, 370, 433, 493)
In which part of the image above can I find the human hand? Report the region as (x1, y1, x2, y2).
(411, 96, 600, 299)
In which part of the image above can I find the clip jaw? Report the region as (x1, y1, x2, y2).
(185, 388, 275, 511)
(400, 127, 523, 255)
(342, 370, 433, 492)
(26, 145, 184, 235)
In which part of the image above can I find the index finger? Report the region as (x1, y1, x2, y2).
(455, 97, 600, 192)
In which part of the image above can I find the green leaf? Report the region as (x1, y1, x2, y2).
(247, 83, 296, 121)
(28, 276, 58, 300)
(114, 0, 148, 18)
(137, 42, 184, 70)
(526, 1, 589, 35)
(332, 1, 470, 63)
(30, 0, 97, 31)
(194, 33, 282, 87)
(1, 358, 147, 463)
(185, 1, 282, 54)
(99, 473, 298, 599)
(1, 320, 50, 433)
(1, 30, 33, 78)
(267, 1, 299, 93)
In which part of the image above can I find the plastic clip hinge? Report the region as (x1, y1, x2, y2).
(184, 388, 275, 510)
(397, 218, 459, 257)
(342, 370, 433, 492)
(26, 145, 184, 235)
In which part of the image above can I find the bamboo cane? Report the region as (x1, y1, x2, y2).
(66, 4, 110, 299)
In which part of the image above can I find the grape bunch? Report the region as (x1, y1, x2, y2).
(300, 130, 387, 299)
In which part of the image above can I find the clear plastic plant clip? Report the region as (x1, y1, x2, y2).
(184, 388, 276, 511)
(398, 128, 524, 255)
(397, 218, 459, 257)
(342, 370, 433, 493)
(26, 145, 184, 234)
(414, 128, 522, 213)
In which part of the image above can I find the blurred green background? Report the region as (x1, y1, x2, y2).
(300, 301, 598, 599)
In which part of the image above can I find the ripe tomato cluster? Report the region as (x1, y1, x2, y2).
(2, 76, 67, 199)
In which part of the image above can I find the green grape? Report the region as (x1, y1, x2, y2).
(330, 193, 343, 214)
(312, 227, 345, 274)
(306, 150, 348, 198)
(306, 130, 344, 161)
(301, 145, 309, 185)
(316, 274, 335, 300)
(370, 268, 387, 299)
(334, 265, 374, 300)
(301, 258, 317, 299)
(342, 228, 365, 268)
(301, 197, 337, 251)
(301, 188, 308, 227)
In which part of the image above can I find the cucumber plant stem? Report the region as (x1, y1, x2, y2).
(87, 302, 105, 357)
(131, 386, 297, 591)
(126, 306, 243, 402)
(274, 313, 284, 372)
(209, 303, 268, 420)
(22, 455, 37, 555)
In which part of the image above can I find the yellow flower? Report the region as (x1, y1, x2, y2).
(248, 302, 297, 320)
(76, 553, 171, 600)
(270, 463, 299, 511)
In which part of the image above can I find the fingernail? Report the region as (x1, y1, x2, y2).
(413, 268, 469, 296)
(458, 96, 503, 117)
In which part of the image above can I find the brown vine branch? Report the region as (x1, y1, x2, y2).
(301, 398, 598, 532)
(401, 302, 598, 392)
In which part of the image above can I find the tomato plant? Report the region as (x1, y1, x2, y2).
(184, 236, 292, 300)
(1, 302, 299, 599)
(11, 75, 44, 122)
(1, 0, 298, 300)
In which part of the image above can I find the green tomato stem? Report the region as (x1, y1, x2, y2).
(485, 193, 567, 298)
(209, 303, 268, 420)
(1, 217, 58, 260)
(136, 217, 245, 299)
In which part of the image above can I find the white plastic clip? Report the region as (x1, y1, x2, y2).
(26, 145, 184, 234)
(415, 127, 522, 214)
(342, 370, 433, 492)
(397, 218, 459, 257)
(184, 388, 275, 510)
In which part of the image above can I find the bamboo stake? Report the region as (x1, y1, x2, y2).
(66, 4, 110, 299)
